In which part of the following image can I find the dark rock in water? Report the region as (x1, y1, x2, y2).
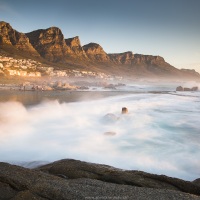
(184, 87, 191, 91)
(0, 160, 200, 200)
(176, 86, 198, 92)
(192, 86, 198, 91)
(104, 84, 117, 90)
(78, 86, 89, 90)
(193, 178, 200, 186)
(104, 131, 116, 136)
(122, 107, 128, 114)
(103, 113, 119, 123)
(176, 86, 184, 91)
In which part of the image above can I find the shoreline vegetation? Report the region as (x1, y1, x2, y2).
(0, 159, 200, 200)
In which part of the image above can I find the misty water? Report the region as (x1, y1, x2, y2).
(0, 82, 200, 181)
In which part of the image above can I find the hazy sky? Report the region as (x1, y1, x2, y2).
(0, 0, 200, 72)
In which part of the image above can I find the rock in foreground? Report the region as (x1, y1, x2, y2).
(0, 159, 200, 200)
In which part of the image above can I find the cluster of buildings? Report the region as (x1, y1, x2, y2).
(0, 55, 42, 77)
(0, 55, 123, 80)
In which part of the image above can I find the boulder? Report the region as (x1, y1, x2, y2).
(184, 87, 191, 91)
(122, 107, 128, 114)
(0, 161, 200, 200)
(104, 84, 117, 89)
(176, 86, 184, 91)
(104, 131, 116, 136)
(102, 113, 119, 123)
(192, 86, 198, 91)
(78, 86, 89, 90)
(176, 86, 198, 92)
(38, 159, 200, 196)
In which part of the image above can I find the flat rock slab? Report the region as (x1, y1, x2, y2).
(38, 159, 200, 196)
(0, 160, 200, 200)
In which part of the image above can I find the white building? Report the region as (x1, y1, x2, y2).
(8, 70, 17, 75)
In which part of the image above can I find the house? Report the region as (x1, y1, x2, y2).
(35, 72, 41, 77)
(8, 70, 17, 75)
(19, 71, 27, 76)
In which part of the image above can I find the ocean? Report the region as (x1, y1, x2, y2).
(0, 81, 199, 181)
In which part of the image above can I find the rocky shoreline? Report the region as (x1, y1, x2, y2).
(0, 159, 200, 200)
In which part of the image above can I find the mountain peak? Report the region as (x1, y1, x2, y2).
(83, 43, 110, 62)
(65, 36, 87, 58)
(0, 21, 39, 56)
(26, 27, 69, 62)
(83, 43, 103, 50)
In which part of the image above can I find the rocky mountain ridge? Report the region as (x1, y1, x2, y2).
(0, 21, 199, 79)
(0, 21, 39, 57)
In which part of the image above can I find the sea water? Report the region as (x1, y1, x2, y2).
(0, 83, 199, 181)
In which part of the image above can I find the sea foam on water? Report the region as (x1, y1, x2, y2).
(0, 90, 199, 181)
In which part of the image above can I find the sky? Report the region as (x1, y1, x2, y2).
(0, 0, 200, 72)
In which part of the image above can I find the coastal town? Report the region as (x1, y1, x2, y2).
(0, 55, 124, 90)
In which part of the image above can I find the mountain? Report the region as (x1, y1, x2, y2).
(26, 27, 72, 62)
(0, 21, 39, 57)
(0, 21, 199, 79)
(65, 36, 88, 59)
(83, 43, 110, 62)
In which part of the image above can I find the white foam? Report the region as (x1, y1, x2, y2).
(0, 92, 199, 181)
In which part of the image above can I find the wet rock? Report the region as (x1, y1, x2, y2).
(122, 107, 128, 114)
(176, 86, 184, 91)
(103, 113, 119, 123)
(176, 86, 198, 91)
(192, 86, 198, 91)
(104, 131, 116, 136)
(184, 87, 191, 91)
(104, 84, 117, 89)
(78, 86, 89, 90)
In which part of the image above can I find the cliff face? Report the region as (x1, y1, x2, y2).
(65, 36, 88, 59)
(109, 51, 134, 64)
(109, 52, 166, 66)
(0, 21, 39, 56)
(83, 43, 110, 62)
(26, 27, 72, 62)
